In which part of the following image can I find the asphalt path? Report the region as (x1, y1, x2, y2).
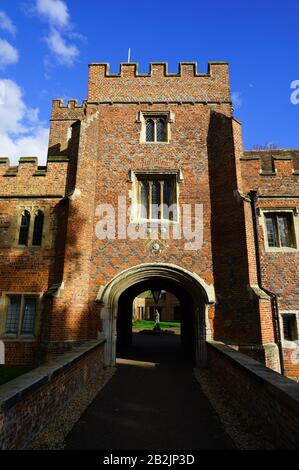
(64, 334, 234, 450)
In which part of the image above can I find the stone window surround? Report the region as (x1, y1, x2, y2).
(128, 169, 183, 224)
(137, 111, 175, 144)
(11, 205, 52, 250)
(279, 310, 299, 348)
(259, 208, 298, 253)
(0, 292, 42, 341)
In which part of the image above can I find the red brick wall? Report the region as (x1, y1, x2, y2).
(0, 340, 105, 450)
(241, 150, 299, 375)
(0, 158, 68, 197)
(0, 198, 63, 364)
(4, 342, 38, 364)
(45, 62, 236, 347)
(0, 62, 297, 374)
(207, 342, 299, 449)
(87, 62, 231, 103)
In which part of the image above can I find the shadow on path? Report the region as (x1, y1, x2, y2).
(64, 334, 234, 450)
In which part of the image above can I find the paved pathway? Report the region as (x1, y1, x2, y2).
(65, 334, 234, 450)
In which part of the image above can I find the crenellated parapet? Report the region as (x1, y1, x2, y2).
(88, 61, 227, 77)
(0, 156, 69, 197)
(87, 62, 231, 104)
(240, 149, 299, 196)
(51, 99, 86, 121)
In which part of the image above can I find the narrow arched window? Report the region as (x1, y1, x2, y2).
(163, 180, 171, 207)
(140, 181, 149, 219)
(156, 119, 166, 142)
(146, 119, 155, 142)
(18, 211, 30, 246)
(21, 296, 37, 334)
(32, 211, 44, 246)
(151, 181, 161, 219)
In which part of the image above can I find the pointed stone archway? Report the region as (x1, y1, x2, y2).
(97, 263, 216, 366)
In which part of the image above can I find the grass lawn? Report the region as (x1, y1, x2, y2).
(0, 365, 34, 386)
(132, 320, 181, 330)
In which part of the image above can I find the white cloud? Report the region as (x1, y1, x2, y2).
(26, 107, 40, 123)
(0, 39, 19, 69)
(46, 27, 79, 66)
(0, 10, 17, 36)
(33, 0, 81, 66)
(231, 91, 243, 109)
(0, 79, 49, 164)
(36, 0, 70, 28)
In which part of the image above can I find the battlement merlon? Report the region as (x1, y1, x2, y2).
(51, 99, 86, 121)
(87, 62, 231, 104)
(0, 156, 69, 197)
(241, 149, 299, 179)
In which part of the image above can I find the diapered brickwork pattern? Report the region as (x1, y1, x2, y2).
(88, 62, 231, 103)
(0, 61, 298, 376)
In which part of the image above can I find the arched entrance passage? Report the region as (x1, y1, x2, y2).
(97, 263, 215, 366)
(117, 282, 194, 362)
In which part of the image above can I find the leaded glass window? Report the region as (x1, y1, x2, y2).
(18, 211, 30, 246)
(156, 119, 166, 142)
(5, 296, 21, 334)
(265, 212, 295, 248)
(265, 214, 278, 247)
(282, 314, 298, 341)
(5, 295, 38, 337)
(151, 181, 161, 219)
(140, 181, 149, 219)
(137, 176, 177, 220)
(163, 180, 171, 207)
(277, 215, 292, 247)
(32, 211, 44, 246)
(144, 115, 168, 142)
(21, 297, 37, 334)
(146, 120, 155, 142)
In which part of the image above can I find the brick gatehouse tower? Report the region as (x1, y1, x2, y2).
(0, 61, 298, 376)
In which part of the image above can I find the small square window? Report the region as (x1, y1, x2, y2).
(264, 212, 296, 249)
(4, 294, 38, 337)
(282, 314, 298, 341)
(139, 112, 172, 143)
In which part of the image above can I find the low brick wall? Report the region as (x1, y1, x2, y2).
(0, 339, 105, 450)
(207, 341, 299, 449)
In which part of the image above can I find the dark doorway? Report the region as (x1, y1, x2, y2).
(116, 279, 195, 364)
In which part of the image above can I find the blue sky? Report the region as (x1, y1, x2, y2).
(0, 0, 298, 164)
